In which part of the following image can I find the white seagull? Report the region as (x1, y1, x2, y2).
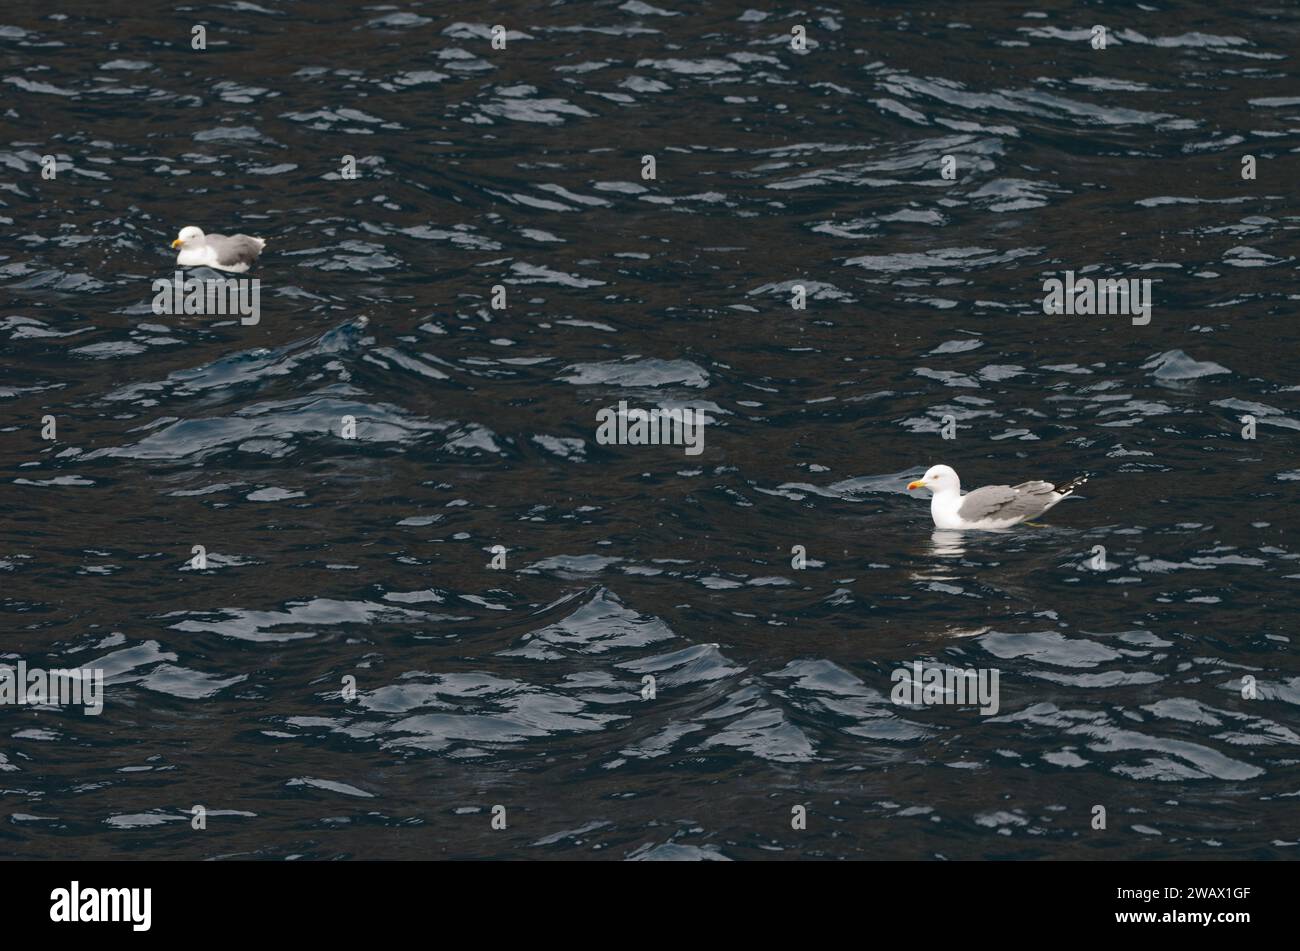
(171, 226, 266, 273)
(907, 464, 1088, 530)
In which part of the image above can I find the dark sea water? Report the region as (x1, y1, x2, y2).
(2, 1, 1299, 861)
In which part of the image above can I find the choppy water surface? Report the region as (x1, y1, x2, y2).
(2, 2, 1299, 860)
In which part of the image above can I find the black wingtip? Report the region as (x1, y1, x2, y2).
(1054, 474, 1090, 496)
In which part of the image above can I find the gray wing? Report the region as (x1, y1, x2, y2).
(958, 481, 1056, 522)
(207, 233, 265, 268)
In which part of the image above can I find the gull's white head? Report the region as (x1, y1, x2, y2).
(171, 226, 205, 250)
(908, 464, 960, 495)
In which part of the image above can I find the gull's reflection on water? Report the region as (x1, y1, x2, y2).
(908, 529, 968, 583)
(929, 529, 967, 559)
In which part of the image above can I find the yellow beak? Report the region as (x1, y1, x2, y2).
(171, 238, 182, 249)
(907, 480, 925, 491)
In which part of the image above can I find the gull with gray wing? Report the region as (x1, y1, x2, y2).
(171, 226, 266, 273)
(907, 464, 1089, 530)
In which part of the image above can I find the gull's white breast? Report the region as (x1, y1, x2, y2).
(176, 243, 219, 268)
(930, 491, 965, 530)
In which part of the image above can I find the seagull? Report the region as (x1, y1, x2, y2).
(171, 226, 266, 273)
(907, 464, 1089, 530)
